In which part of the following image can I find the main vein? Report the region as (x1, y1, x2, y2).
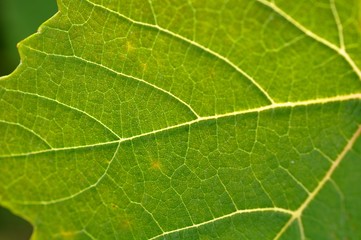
(1, 92, 360, 159)
(2, 93, 359, 160)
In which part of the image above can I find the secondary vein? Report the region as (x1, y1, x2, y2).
(257, 0, 361, 81)
(84, 0, 276, 104)
(22, 45, 201, 119)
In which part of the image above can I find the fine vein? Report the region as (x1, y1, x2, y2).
(84, 0, 275, 104)
(274, 125, 361, 239)
(257, 0, 361, 80)
(22, 45, 200, 119)
(1, 87, 120, 140)
(4, 93, 360, 208)
(0, 119, 52, 148)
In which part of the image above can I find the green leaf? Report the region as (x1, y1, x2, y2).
(1, 0, 361, 239)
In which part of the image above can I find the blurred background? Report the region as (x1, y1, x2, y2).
(0, 0, 57, 75)
(0, 0, 57, 239)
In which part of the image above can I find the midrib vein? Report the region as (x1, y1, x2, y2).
(1, 92, 360, 159)
(84, 0, 275, 104)
(257, 0, 361, 81)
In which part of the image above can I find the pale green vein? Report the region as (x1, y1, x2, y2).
(0, 119, 52, 148)
(216, 173, 239, 211)
(83, 229, 97, 240)
(329, 178, 345, 201)
(330, 0, 345, 50)
(107, 175, 164, 233)
(147, 0, 158, 25)
(21, 45, 201, 119)
(251, 166, 277, 206)
(279, 166, 311, 194)
(84, 0, 276, 104)
(297, 218, 305, 240)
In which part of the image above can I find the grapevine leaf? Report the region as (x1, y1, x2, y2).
(1, 0, 361, 239)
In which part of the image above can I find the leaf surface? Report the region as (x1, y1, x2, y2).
(1, 0, 361, 239)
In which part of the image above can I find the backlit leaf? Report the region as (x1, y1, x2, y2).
(1, 0, 361, 239)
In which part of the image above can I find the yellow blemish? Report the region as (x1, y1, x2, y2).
(60, 231, 76, 238)
(120, 219, 132, 230)
(141, 62, 147, 71)
(126, 41, 134, 52)
(151, 160, 161, 170)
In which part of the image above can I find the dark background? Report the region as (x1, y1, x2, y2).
(0, 0, 57, 239)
